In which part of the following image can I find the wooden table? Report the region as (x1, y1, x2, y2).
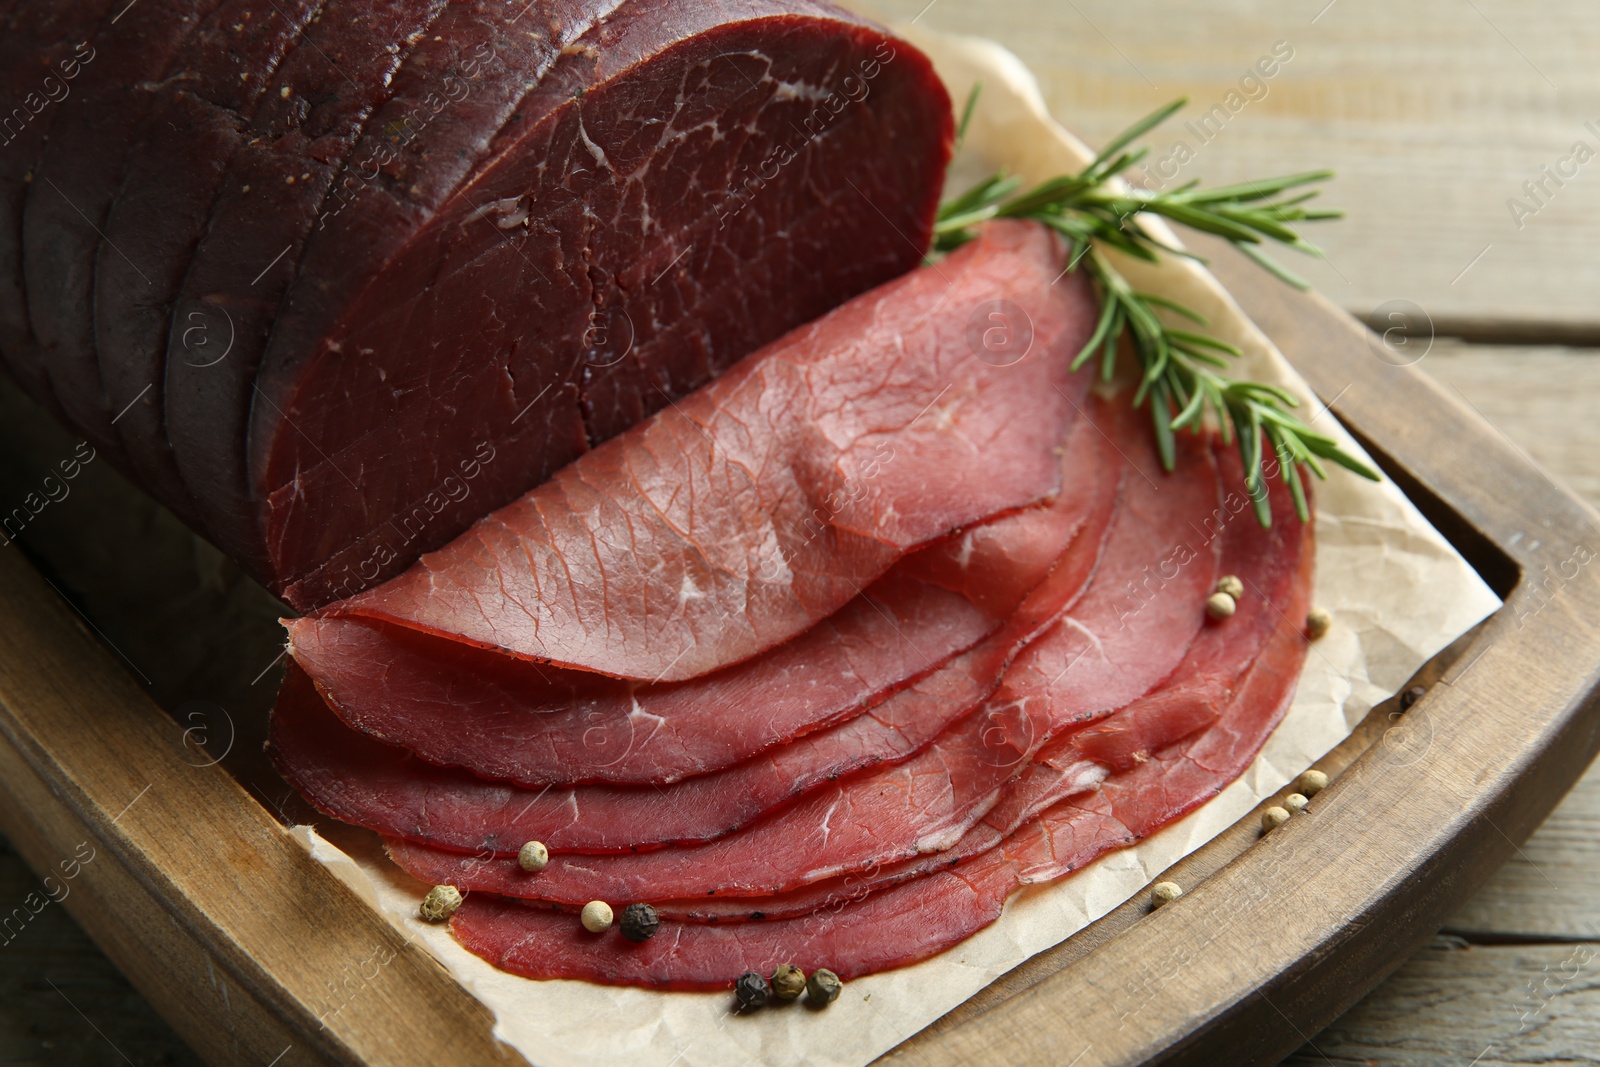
(5, 1, 1600, 1063)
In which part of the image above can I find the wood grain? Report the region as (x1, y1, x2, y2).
(1283, 937, 1600, 1066)
(856, 0, 1600, 337)
(0, 479, 528, 1066)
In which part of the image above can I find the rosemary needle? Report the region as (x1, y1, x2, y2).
(934, 92, 1380, 525)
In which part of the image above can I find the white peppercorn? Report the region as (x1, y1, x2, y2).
(580, 900, 613, 933)
(1215, 575, 1244, 600)
(1150, 881, 1182, 908)
(1206, 591, 1237, 620)
(1305, 607, 1332, 639)
(1284, 792, 1309, 816)
(517, 840, 549, 872)
(1297, 769, 1329, 797)
(1261, 806, 1290, 832)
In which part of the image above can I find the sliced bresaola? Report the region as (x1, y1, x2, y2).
(272, 405, 1123, 853)
(382, 408, 1221, 901)
(23, 0, 231, 465)
(287, 409, 1109, 788)
(162, 0, 456, 552)
(95, 0, 324, 524)
(0, 1, 110, 418)
(649, 456, 1307, 922)
(446, 522, 1313, 988)
(318, 220, 1097, 681)
(255, 2, 953, 611)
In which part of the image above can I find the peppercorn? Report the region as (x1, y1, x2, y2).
(735, 971, 772, 1011)
(619, 902, 659, 943)
(1400, 684, 1427, 712)
(1284, 792, 1309, 816)
(419, 885, 462, 923)
(1215, 575, 1244, 600)
(771, 963, 806, 1001)
(1297, 769, 1329, 797)
(580, 900, 613, 933)
(806, 968, 842, 1006)
(517, 840, 549, 872)
(1206, 591, 1237, 620)
(1261, 806, 1290, 832)
(1150, 881, 1182, 909)
(1305, 607, 1332, 639)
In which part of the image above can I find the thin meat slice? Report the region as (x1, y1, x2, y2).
(95, 0, 323, 523)
(287, 409, 1110, 788)
(382, 410, 1221, 902)
(23, 0, 230, 465)
(272, 409, 1123, 852)
(447, 524, 1313, 988)
(652, 460, 1307, 922)
(323, 221, 1097, 681)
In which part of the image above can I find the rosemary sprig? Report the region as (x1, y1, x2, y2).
(935, 94, 1380, 525)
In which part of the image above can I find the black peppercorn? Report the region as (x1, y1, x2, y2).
(1400, 684, 1427, 712)
(620, 902, 659, 943)
(735, 971, 772, 1011)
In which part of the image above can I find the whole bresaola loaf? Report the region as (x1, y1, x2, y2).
(3, 0, 953, 608)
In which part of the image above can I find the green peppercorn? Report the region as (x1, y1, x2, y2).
(620, 903, 659, 943)
(770, 963, 806, 1001)
(735, 971, 772, 1011)
(419, 885, 462, 923)
(806, 968, 842, 1006)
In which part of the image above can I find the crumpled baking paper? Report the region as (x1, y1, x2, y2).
(288, 28, 1502, 1067)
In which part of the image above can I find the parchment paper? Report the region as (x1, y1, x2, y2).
(288, 29, 1502, 1067)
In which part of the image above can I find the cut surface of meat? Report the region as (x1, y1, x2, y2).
(5, 2, 956, 613)
(287, 407, 1110, 787)
(260, 3, 954, 610)
(446, 505, 1314, 988)
(380, 405, 1224, 902)
(323, 220, 1096, 680)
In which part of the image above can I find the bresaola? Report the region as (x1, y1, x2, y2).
(445, 523, 1315, 989)
(271, 222, 1320, 982)
(4, 1, 956, 608)
(377, 404, 1225, 902)
(287, 408, 1112, 789)
(309, 220, 1096, 681)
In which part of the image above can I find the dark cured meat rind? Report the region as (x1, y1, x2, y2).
(23, 0, 232, 466)
(162, 0, 457, 561)
(94, 0, 325, 525)
(0, 1, 112, 418)
(286, 410, 1110, 788)
(269, 414, 1122, 852)
(379, 408, 1224, 902)
(261, 2, 956, 609)
(325, 221, 1093, 683)
(445, 516, 1314, 988)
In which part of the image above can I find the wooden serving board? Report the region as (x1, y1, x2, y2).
(0, 233, 1593, 1067)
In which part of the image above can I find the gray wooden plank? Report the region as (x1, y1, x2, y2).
(855, 0, 1600, 336)
(1282, 936, 1600, 1067)
(0, 837, 203, 1067)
